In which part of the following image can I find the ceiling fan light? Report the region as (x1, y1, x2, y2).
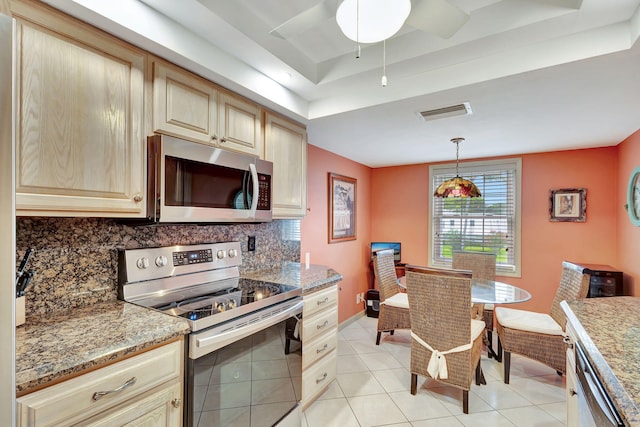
(336, 0, 411, 43)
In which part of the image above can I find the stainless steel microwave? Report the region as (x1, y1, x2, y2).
(147, 134, 272, 223)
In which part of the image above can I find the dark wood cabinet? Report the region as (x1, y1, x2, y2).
(573, 263, 624, 297)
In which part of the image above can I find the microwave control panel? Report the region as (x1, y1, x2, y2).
(257, 173, 271, 210)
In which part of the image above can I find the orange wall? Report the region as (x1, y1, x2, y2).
(303, 138, 639, 321)
(617, 129, 640, 296)
(301, 145, 372, 322)
(371, 148, 618, 314)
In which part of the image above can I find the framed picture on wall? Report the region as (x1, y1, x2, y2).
(328, 173, 356, 243)
(549, 188, 587, 222)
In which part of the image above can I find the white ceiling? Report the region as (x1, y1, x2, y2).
(44, 0, 640, 167)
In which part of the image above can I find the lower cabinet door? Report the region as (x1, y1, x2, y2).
(566, 349, 578, 427)
(301, 349, 337, 408)
(80, 381, 182, 427)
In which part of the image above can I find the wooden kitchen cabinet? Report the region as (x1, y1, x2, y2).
(153, 60, 262, 157)
(264, 112, 307, 218)
(12, 1, 147, 217)
(301, 285, 338, 408)
(16, 340, 184, 427)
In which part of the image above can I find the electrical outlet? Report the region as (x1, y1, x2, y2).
(356, 293, 362, 304)
(247, 235, 256, 251)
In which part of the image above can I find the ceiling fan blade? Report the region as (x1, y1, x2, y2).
(406, 0, 470, 39)
(530, 0, 583, 9)
(269, 0, 337, 39)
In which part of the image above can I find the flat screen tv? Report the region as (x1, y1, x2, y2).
(370, 242, 401, 263)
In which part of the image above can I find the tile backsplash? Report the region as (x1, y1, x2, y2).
(16, 217, 301, 316)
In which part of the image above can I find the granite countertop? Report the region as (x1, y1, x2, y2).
(241, 262, 343, 293)
(16, 263, 341, 397)
(16, 300, 190, 396)
(561, 297, 640, 427)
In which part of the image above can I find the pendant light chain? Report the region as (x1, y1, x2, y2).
(455, 138, 460, 176)
(355, 0, 361, 58)
(381, 39, 387, 86)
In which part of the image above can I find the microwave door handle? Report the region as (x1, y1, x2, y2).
(249, 163, 259, 217)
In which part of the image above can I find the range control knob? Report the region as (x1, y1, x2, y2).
(155, 255, 168, 267)
(217, 250, 226, 259)
(136, 257, 150, 269)
(228, 249, 237, 258)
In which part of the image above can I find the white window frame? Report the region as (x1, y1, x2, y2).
(428, 158, 522, 277)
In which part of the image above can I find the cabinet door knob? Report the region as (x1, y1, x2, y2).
(563, 336, 574, 349)
(133, 194, 143, 203)
(171, 398, 181, 408)
(569, 388, 577, 397)
(211, 135, 218, 142)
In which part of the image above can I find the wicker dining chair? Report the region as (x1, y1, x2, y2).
(452, 251, 497, 357)
(406, 265, 485, 414)
(494, 261, 591, 383)
(372, 249, 410, 345)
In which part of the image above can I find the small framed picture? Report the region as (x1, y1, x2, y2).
(549, 188, 587, 222)
(328, 173, 356, 243)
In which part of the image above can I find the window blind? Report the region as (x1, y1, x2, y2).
(430, 159, 521, 275)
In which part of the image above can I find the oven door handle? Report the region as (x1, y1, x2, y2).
(194, 299, 304, 351)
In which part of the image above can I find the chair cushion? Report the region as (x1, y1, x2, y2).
(471, 319, 485, 340)
(495, 307, 563, 335)
(484, 304, 494, 310)
(381, 292, 409, 308)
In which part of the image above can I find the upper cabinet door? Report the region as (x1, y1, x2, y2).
(218, 91, 262, 157)
(13, 1, 146, 217)
(153, 61, 218, 145)
(264, 113, 307, 218)
(153, 61, 262, 157)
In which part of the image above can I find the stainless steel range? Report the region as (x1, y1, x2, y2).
(118, 242, 303, 427)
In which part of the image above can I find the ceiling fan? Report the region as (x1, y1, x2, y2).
(269, 0, 584, 41)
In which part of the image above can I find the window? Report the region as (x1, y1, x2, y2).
(428, 158, 522, 277)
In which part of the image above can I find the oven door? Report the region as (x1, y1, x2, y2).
(186, 298, 303, 427)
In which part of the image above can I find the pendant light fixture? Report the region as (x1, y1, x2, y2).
(433, 138, 482, 198)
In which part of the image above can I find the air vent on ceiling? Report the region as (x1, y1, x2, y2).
(418, 102, 472, 121)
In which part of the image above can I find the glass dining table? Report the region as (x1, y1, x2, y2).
(472, 278, 532, 305)
(471, 278, 531, 362)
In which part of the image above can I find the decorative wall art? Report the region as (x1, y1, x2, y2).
(549, 188, 586, 222)
(328, 173, 357, 243)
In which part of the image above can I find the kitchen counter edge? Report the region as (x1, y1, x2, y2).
(561, 297, 640, 427)
(15, 300, 190, 395)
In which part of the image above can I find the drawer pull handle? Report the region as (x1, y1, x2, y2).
(315, 372, 328, 384)
(317, 297, 329, 306)
(317, 343, 328, 354)
(317, 320, 329, 330)
(563, 336, 574, 349)
(171, 398, 182, 408)
(92, 377, 137, 401)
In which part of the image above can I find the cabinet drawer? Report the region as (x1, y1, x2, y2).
(303, 308, 338, 342)
(302, 349, 336, 407)
(17, 341, 182, 427)
(302, 328, 338, 369)
(303, 286, 338, 318)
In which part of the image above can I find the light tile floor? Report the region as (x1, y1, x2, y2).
(302, 315, 567, 427)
